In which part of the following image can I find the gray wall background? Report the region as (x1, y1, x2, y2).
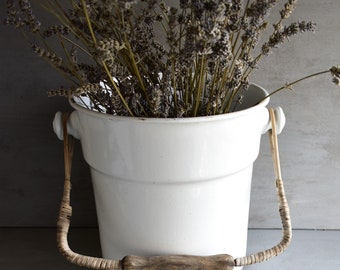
(0, 1, 339, 229)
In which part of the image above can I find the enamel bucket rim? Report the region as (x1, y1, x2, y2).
(68, 83, 269, 122)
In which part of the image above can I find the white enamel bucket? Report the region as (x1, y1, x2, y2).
(53, 84, 285, 261)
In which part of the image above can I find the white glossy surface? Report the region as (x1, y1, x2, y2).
(54, 84, 286, 260)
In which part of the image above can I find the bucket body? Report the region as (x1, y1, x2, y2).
(65, 84, 272, 260)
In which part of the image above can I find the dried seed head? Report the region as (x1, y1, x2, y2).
(48, 86, 69, 97)
(73, 83, 101, 96)
(262, 20, 315, 55)
(179, 0, 190, 9)
(330, 66, 340, 86)
(43, 25, 70, 38)
(31, 43, 63, 66)
(149, 84, 162, 115)
(298, 21, 316, 32)
(280, 0, 298, 19)
(332, 77, 340, 86)
(4, 0, 332, 117)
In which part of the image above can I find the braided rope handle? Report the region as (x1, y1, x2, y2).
(234, 108, 292, 266)
(57, 108, 291, 269)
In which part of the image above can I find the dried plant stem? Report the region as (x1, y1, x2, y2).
(223, 89, 237, 114)
(258, 69, 332, 104)
(81, 0, 97, 46)
(102, 62, 134, 116)
(81, 0, 136, 116)
(58, 38, 81, 81)
(6, 0, 337, 117)
(193, 56, 207, 116)
(232, 0, 251, 54)
(171, 59, 178, 114)
(184, 69, 193, 111)
(206, 62, 221, 115)
(123, 34, 147, 95)
(60, 35, 92, 57)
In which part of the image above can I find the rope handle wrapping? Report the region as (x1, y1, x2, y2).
(234, 108, 292, 266)
(57, 108, 292, 269)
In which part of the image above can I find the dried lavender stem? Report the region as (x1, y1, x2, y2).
(5, 0, 337, 117)
(58, 38, 83, 83)
(259, 70, 331, 103)
(80, 0, 97, 46)
(102, 62, 134, 116)
(193, 56, 207, 116)
(60, 35, 91, 57)
(223, 89, 238, 114)
(231, 0, 251, 54)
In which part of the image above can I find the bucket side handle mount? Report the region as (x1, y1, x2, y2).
(263, 106, 285, 135)
(53, 111, 80, 140)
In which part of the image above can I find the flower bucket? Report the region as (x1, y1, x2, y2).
(53, 84, 286, 263)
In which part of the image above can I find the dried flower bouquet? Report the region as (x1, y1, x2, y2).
(5, 0, 340, 117)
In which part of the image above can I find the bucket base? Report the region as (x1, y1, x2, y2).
(91, 166, 253, 260)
